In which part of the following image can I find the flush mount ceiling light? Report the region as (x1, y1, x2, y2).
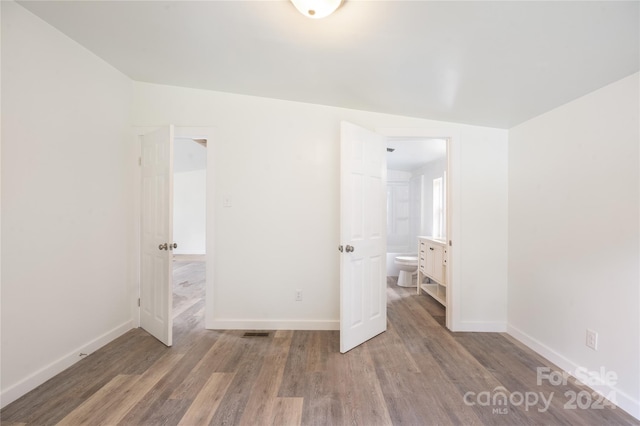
(290, 0, 344, 19)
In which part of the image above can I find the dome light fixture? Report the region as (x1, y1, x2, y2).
(290, 0, 344, 19)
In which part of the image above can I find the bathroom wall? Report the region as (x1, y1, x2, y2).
(386, 169, 413, 276)
(408, 173, 423, 242)
(387, 170, 411, 252)
(413, 157, 447, 238)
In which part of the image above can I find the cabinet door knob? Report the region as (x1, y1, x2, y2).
(338, 245, 344, 252)
(429, 247, 434, 251)
(345, 245, 355, 253)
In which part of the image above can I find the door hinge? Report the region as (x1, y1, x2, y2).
(138, 157, 142, 166)
(137, 298, 140, 307)
(449, 240, 452, 247)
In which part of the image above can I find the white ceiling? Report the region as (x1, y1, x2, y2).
(16, 0, 639, 129)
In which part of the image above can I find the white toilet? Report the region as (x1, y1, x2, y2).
(394, 255, 418, 287)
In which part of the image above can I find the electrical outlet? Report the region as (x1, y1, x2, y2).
(295, 289, 303, 302)
(586, 329, 598, 350)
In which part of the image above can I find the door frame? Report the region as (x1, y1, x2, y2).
(132, 126, 216, 329)
(377, 127, 460, 331)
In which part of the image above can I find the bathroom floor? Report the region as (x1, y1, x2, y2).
(388, 275, 446, 328)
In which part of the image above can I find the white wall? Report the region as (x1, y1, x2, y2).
(456, 127, 509, 328)
(387, 179, 410, 252)
(174, 170, 206, 254)
(132, 81, 509, 332)
(508, 73, 640, 418)
(173, 139, 206, 255)
(1, 1, 134, 407)
(387, 170, 411, 182)
(386, 171, 411, 277)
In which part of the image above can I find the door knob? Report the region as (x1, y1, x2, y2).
(158, 243, 168, 251)
(170, 243, 178, 250)
(345, 245, 355, 253)
(338, 245, 344, 252)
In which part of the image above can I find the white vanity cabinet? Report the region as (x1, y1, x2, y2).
(417, 237, 448, 306)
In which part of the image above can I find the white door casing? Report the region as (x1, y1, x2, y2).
(340, 121, 387, 353)
(140, 126, 174, 346)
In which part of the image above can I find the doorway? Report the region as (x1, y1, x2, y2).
(386, 138, 447, 287)
(385, 137, 447, 259)
(338, 123, 458, 353)
(385, 137, 449, 324)
(172, 137, 207, 322)
(136, 126, 215, 346)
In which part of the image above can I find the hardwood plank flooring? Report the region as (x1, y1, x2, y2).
(2, 267, 638, 425)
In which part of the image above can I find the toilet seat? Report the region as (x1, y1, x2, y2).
(395, 255, 418, 265)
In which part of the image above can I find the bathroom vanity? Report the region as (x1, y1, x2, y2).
(417, 237, 448, 306)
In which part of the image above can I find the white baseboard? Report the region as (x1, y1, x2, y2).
(206, 319, 339, 331)
(507, 323, 640, 421)
(0, 320, 134, 409)
(452, 320, 507, 332)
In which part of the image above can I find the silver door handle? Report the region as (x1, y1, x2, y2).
(338, 245, 344, 252)
(345, 245, 355, 253)
(170, 243, 177, 250)
(158, 243, 168, 251)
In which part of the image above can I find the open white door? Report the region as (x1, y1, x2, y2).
(339, 121, 387, 353)
(140, 126, 174, 346)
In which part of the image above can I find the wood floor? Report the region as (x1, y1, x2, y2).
(2, 261, 638, 425)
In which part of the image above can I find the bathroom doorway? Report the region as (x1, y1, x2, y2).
(384, 136, 450, 326)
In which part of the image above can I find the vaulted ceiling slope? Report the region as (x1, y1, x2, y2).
(17, 0, 639, 129)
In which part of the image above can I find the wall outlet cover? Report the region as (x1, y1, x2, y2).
(586, 329, 598, 350)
